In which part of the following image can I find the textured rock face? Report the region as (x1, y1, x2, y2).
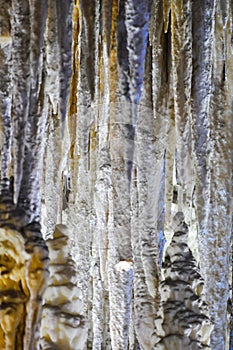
(0, 1, 232, 350)
(41, 224, 88, 350)
(0, 180, 49, 350)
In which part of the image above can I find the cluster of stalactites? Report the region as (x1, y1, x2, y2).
(0, 0, 73, 223)
(64, 0, 232, 348)
(0, 0, 232, 349)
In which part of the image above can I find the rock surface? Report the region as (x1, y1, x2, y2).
(0, 1, 232, 349)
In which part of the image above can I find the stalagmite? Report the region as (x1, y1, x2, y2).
(109, 261, 133, 349)
(41, 225, 87, 350)
(154, 212, 213, 349)
(0, 180, 49, 350)
(0, 1, 232, 349)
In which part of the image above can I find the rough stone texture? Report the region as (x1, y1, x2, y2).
(0, 1, 232, 349)
(0, 179, 49, 350)
(41, 224, 88, 350)
(154, 212, 213, 349)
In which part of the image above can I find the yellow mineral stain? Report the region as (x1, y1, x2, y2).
(163, 0, 171, 33)
(170, 0, 184, 59)
(68, 0, 81, 181)
(109, 0, 118, 104)
(0, 329, 4, 349)
(68, 1, 80, 119)
(0, 34, 12, 47)
(0, 228, 31, 349)
(91, 129, 97, 152)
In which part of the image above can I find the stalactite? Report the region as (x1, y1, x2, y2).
(0, 1, 12, 179)
(56, 0, 73, 129)
(170, 0, 194, 209)
(125, 0, 152, 106)
(202, 2, 233, 347)
(191, 0, 215, 243)
(11, 0, 31, 204)
(130, 190, 157, 349)
(92, 263, 104, 350)
(11, 0, 49, 222)
(42, 0, 73, 238)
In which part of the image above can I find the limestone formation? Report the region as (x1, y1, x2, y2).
(41, 224, 87, 350)
(0, 1, 232, 350)
(0, 179, 49, 350)
(154, 212, 213, 349)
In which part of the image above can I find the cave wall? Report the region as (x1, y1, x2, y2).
(0, 1, 232, 349)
